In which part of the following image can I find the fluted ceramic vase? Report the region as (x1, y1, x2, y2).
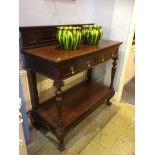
(57, 26, 81, 50)
(82, 25, 103, 45)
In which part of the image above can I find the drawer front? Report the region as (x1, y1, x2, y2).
(59, 46, 118, 79)
(90, 46, 118, 66)
(61, 56, 94, 78)
(62, 61, 83, 78)
(61, 57, 86, 78)
(99, 47, 118, 62)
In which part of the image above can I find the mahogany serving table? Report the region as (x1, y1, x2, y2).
(20, 25, 122, 151)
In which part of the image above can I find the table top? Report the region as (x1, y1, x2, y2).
(23, 39, 122, 63)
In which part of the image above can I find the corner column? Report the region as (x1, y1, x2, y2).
(27, 69, 39, 109)
(27, 69, 42, 129)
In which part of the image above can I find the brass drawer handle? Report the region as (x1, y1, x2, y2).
(112, 52, 115, 57)
(70, 66, 74, 74)
(87, 60, 91, 68)
(101, 55, 104, 61)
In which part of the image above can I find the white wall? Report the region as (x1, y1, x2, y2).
(94, 0, 134, 91)
(19, 0, 95, 26)
(94, 0, 115, 39)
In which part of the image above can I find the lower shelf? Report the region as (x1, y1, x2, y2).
(34, 80, 114, 133)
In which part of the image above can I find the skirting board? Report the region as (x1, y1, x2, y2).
(112, 92, 120, 102)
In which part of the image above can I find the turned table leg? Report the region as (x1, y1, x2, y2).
(53, 80, 65, 152)
(107, 57, 118, 106)
(87, 68, 92, 81)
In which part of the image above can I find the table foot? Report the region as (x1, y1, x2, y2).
(56, 129, 65, 152)
(106, 97, 113, 106)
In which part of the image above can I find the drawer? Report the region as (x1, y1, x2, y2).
(89, 47, 118, 66)
(61, 57, 93, 78)
(62, 62, 83, 78)
(98, 47, 118, 63)
(60, 46, 118, 79)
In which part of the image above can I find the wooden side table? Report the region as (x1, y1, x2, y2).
(20, 25, 122, 151)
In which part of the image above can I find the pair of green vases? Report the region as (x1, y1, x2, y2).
(57, 25, 103, 50)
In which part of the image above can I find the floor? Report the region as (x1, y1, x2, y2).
(121, 78, 135, 105)
(27, 100, 135, 155)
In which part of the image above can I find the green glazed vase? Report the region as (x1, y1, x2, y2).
(82, 24, 103, 45)
(57, 26, 81, 50)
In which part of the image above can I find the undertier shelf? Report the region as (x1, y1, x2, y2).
(34, 80, 114, 130)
